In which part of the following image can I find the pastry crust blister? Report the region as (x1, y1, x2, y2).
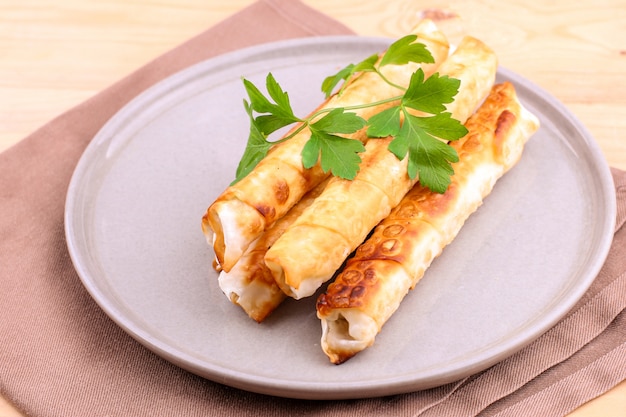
(218, 179, 329, 322)
(201, 19, 540, 365)
(264, 34, 498, 301)
(203, 19, 451, 273)
(316, 82, 539, 364)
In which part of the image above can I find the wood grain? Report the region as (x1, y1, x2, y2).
(0, 0, 624, 415)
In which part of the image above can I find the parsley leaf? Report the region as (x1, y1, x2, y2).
(310, 107, 367, 134)
(365, 67, 468, 192)
(302, 108, 367, 179)
(232, 74, 302, 184)
(379, 34, 434, 67)
(320, 33, 434, 98)
(408, 111, 469, 141)
(302, 132, 366, 180)
(353, 53, 380, 72)
(243, 73, 300, 134)
(321, 53, 379, 98)
(366, 106, 402, 138)
(387, 111, 460, 193)
(402, 69, 462, 114)
(386, 109, 465, 193)
(233, 35, 468, 194)
(233, 100, 275, 184)
(321, 63, 355, 98)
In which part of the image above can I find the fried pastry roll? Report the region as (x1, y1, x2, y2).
(264, 35, 498, 300)
(217, 180, 328, 322)
(202, 19, 451, 272)
(316, 82, 540, 364)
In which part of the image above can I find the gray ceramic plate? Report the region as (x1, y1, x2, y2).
(65, 36, 616, 400)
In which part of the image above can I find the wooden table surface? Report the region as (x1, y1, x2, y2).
(1, 0, 624, 415)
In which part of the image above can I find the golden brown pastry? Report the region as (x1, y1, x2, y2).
(316, 82, 540, 364)
(202, 19, 451, 272)
(264, 35, 498, 300)
(217, 180, 328, 322)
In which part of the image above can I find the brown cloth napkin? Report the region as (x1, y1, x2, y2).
(1, 1, 625, 416)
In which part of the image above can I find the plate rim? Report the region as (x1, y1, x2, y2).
(64, 35, 617, 400)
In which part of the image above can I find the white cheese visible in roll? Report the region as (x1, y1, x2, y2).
(202, 19, 451, 272)
(316, 82, 540, 364)
(264, 35, 498, 300)
(217, 180, 328, 322)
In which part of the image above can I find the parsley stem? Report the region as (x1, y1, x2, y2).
(308, 95, 403, 120)
(375, 69, 407, 92)
(278, 94, 405, 142)
(275, 120, 311, 143)
(341, 95, 404, 112)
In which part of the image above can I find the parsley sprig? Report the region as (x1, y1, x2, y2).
(233, 35, 468, 193)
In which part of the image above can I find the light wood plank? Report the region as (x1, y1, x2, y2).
(0, 0, 624, 415)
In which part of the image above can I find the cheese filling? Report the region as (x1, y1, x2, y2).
(321, 310, 378, 356)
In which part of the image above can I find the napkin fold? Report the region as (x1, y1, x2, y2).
(1, 1, 624, 416)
